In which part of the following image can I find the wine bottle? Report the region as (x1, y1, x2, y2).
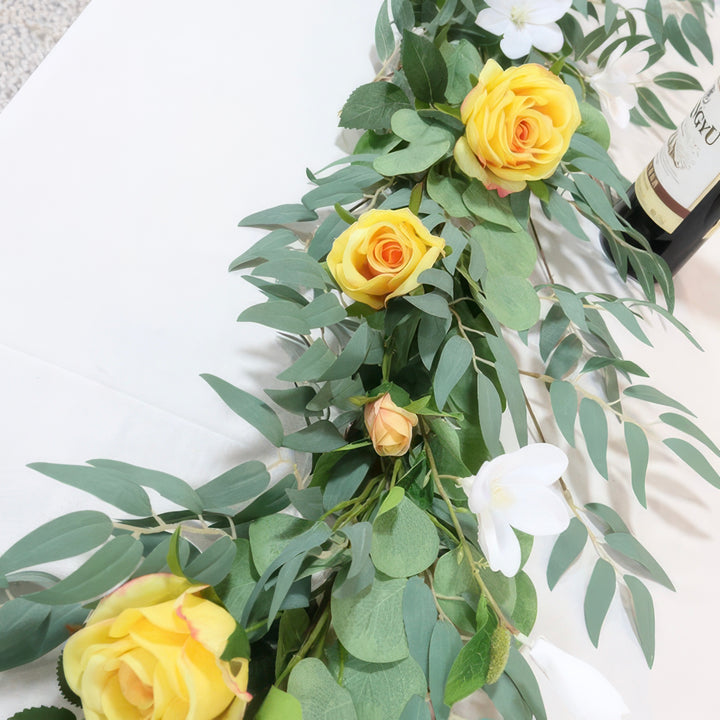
(607, 77, 720, 274)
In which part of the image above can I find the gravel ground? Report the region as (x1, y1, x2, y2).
(0, 0, 91, 110)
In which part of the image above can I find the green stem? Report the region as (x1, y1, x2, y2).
(421, 422, 518, 634)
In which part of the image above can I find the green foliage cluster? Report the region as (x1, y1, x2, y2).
(2, 1, 718, 719)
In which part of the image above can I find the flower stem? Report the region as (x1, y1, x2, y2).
(421, 421, 518, 634)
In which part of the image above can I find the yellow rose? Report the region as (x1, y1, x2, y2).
(454, 60, 581, 195)
(365, 393, 418, 456)
(63, 573, 251, 720)
(326, 208, 445, 310)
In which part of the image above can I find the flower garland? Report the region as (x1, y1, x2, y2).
(1, 1, 718, 719)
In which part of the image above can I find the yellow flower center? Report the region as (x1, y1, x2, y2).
(510, 4, 530, 29)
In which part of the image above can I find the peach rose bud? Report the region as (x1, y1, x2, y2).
(365, 393, 418, 457)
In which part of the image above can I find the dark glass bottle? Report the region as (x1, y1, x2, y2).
(606, 77, 720, 275)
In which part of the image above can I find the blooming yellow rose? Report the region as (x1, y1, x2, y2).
(454, 60, 581, 195)
(365, 393, 418, 456)
(326, 208, 445, 310)
(63, 573, 251, 720)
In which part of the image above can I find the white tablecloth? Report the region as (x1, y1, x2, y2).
(1, 1, 719, 718)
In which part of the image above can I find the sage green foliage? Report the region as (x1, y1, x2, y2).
(3, 2, 719, 719)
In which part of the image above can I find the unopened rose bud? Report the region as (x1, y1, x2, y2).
(364, 393, 418, 457)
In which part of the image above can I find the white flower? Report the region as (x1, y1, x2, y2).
(525, 637, 630, 719)
(459, 444, 569, 577)
(584, 45, 648, 127)
(476, 0, 572, 60)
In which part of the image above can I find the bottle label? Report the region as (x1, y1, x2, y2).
(636, 78, 720, 233)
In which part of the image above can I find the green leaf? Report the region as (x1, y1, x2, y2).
(277, 340, 336, 383)
(473, 225, 536, 278)
(239, 204, 318, 227)
(549, 380, 577, 447)
(579, 398, 609, 479)
(233, 473, 295, 524)
(645, 0, 664, 46)
(237, 299, 311, 334)
(484, 274, 541, 331)
(664, 14, 696, 65)
(391, 0, 415, 31)
(375, 0, 396, 62)
(331, 650, 426, 720)
(654, 71, 703, 91)
(373, 110, 453, 176)
(486, 331, 528, 446)
(25, 536, 143, 605)
(402, 576, 437, 678)
(441, 39, 482, 105)
(433, 547, 479, 634)
(540, 303, 570, 361)
(215, 539, 261, 624)
(624, 575, 655, 667)
(604, 533, 674, 590)
(288, 658, 358, 720)
(256, 686, 303, 720)
(584, 502, 629, 534)
(184, 535, 237, 586)
(547, 517, 588, 589)
(196, 461, 270, 513)
(334, 522, 374, 599)
(584, 559, 616, 647)
(320, 323, 370, 381)
(303, 293, 347, 328)
(512, 571, 538, 635)
(624, 384, 695, 416)
(542, 189, 589, 241)
(399, 696, 431, 720)
(637, 87, 676, 129)
(252, 253, 330, 290)
(87, 460, 202, 513)
(426, 167, 470, 217)
(681, 12, 713, 62)
(444, 613, 497, 704)
(546, 334, 582, 379)
(660, 412, 720, 457)
(322, 450, 374, 510)
(286, 487, 324, 521)
(598, 301, 651, 345)
(624, 423, 649, 507)
(428, 620, 463, 720)
(504, 646, 547, 720)
(8, 708, 76, 720)
(229, 229, 297, 271)
(434, 336, 473, 409)
(201, 374, 284, 445)
(0, 599, 87, 671)
(401, 30, 448, 104)
(27, 463, 152, 517)
(664, 437, 720, 488)
(340, 82, 411, 132)
(463, 181, 521, 230)
(283, 421, 347, 452)
(332, 573, 409, 663)
(405, 291, 451, 319)
(476, 372, 503, 456)
(250, 515, 314, 575)
(0, 511, 112, 576)
(371, 497, 439, 577)
(484, 675, 532, 720)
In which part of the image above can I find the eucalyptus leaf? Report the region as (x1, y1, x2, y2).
(604, 533, 674, 590)
(624, 575, 655, 667)
(256, 686, 303, 720)
(288, 658, 357, 720)
(579, 398, 609, 479)
(624, 422, 649, 507)
(196, 461, 270, 513)
(183, 535, 237, 586)
(0, 511, 113, 576)
(584, 559, 616, 647)
(401, 30, 448, 103)
(239, 204, 318, 227)
(434, 336, 473, 409)
(402, 576, 437, 678)
(428, 620, 463, 720)
(201, 374, 284, 446)
(547, 517, 588, 589)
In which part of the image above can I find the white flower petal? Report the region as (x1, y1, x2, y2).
(527, 638, 630, 720)
(501, 486, 570, 535)
(478, 509, 522, 576)
(476, 7, 513, 36)
(499, 26, 534, 59)
(525, 22, 564, 53)
(526, 0, 573, 24)
(491, 444, 568, 486)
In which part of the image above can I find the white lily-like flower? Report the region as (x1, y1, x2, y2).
(525, 637, 630, 719)
(476, 0, 572, 60)
(459, 443, 569, 577)
(583, 45, 648, 127)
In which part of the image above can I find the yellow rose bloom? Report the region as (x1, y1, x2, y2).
(63, 573, 251, 720)
(365, 393, 418, 456)
(326, 208, 445, 310)
(454, 60, 581, 195)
